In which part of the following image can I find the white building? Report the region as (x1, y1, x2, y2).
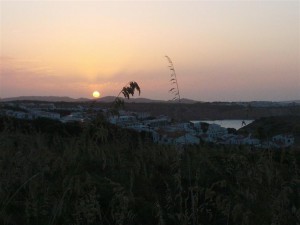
(271, 134, 294, 148)
(109, 115, 136, 125)
(5, 110, 34, 120)
(60, 113, 84, 123)
(175, 133, 200, 145)
(206, 124, 228, 139)
(242, 134, 260, 146)
(126, 123, 151, 132)
(134, 112, 151, 120)
(31, 111, 60, 120)
(143, 116, 171, 127)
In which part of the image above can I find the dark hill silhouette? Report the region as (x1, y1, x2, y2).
(95, 96, 165, 103)
(0, 96, 91, 102)
(0, 96, 196, 103)
(238, 115, 300, 145)
(1, 96, 299, 105)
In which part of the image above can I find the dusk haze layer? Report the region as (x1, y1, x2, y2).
(1, 0, 299, 101)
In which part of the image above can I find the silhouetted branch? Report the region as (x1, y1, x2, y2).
(111, 81, 141, 114)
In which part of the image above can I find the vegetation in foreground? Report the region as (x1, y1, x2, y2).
(0, 116, 299, 225)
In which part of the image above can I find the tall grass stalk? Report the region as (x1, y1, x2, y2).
(1, 172, 41, 213)
(165, 56, 181, 102)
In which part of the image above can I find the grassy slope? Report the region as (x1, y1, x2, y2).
(238, 115, 300, 145)
(0, 116, 299, 225)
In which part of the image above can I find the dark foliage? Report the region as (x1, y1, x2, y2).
(111, 81, 141, 115)
(0, 116, 299, 225)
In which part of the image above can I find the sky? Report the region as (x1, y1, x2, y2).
(0, 0, 299, 101)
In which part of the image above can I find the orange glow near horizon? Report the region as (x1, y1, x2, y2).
(1, 1, 299, 101)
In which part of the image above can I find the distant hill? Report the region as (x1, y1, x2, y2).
(95, 96, 165, 103)
(0, 96, 91, 102)
(258, 100, 300, 107)
(90, 96, 195, 103)
(179, 98, 199, 104)
(279, 100, 300, 105)
(0, 96, 193, 103)
(1, 96, 299, 105)
(94, 96, 116, 103)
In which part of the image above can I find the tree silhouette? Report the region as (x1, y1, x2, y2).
(111, 81, 141, 113)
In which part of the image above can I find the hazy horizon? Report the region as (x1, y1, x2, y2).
(1, 94, 300, 103)
(1, 0, 299, 102)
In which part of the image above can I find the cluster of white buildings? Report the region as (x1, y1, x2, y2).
(3, 109, 60, 120)
(1, 102, 295, 148)
(107, 113, 294, 148)
(1, 102, 86, 123)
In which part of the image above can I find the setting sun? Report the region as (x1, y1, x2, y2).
(92, 91, 100, 98)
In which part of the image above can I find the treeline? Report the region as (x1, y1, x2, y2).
(0, 116, 299, 225)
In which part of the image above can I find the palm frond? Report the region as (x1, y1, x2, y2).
(110, 81, 141, 115)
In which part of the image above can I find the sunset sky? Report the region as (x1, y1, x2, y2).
(0, 0, 299, 101)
